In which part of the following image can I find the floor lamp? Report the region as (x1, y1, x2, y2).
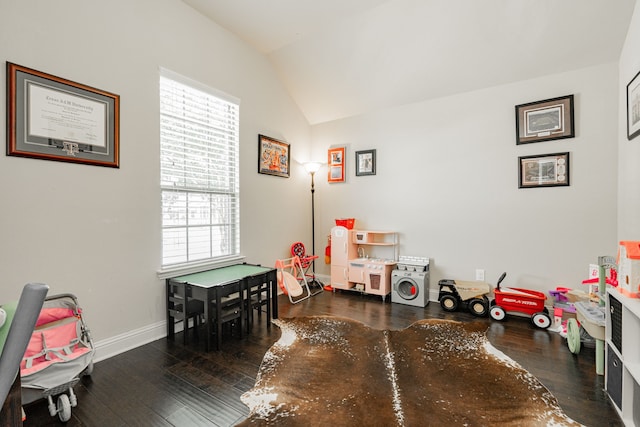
(303, 162, 322, 275)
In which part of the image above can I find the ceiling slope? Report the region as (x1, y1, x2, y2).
(183, 0, 636, 124)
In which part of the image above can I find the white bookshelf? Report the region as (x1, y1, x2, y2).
(606, 287, 640, 426)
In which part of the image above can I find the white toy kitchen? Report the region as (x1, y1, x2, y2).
(330, 226, 398, 300)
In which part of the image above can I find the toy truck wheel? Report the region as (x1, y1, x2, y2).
(490, 306, 506, 321)
(440, 295, 459, 312)
(468, 298, 489, 317)
(532, 312, 551, 329)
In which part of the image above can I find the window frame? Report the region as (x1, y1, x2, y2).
(158, 68, 242, 277)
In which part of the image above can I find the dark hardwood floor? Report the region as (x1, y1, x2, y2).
(21, 290, 622, 426)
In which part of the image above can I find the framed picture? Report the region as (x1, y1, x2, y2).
(6, 62, 120, 168)
(515, 95, 574, 145)
(518, 152, 570, 189)
(627, 70, 640, 140)
(258, 134, 290, 178)
(327, 147, 345, 183)
(355, 149, 376, 176)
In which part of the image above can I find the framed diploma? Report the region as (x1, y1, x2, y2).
(6, 62, 120, 168)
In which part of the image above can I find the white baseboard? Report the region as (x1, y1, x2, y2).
(316, 273, 330, 285)
(92, 320, 167, 363)
(93, 275, 440, 363)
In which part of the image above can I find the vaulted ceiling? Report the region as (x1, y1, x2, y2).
(182, 0, 636, 124)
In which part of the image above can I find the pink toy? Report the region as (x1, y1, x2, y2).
(548, 287, 576, 313)
(582, 269, 617, 287)
(617, 241, 640, 298)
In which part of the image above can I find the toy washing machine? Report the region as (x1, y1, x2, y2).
(391, 256, 430, 307)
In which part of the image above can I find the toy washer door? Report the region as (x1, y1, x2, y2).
(397, 277, 419, 301)
(392, 272, 428, 307)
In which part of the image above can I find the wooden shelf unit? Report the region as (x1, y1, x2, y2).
(352, 230, 399, 259)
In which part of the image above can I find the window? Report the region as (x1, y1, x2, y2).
(160, 69, 240, 267)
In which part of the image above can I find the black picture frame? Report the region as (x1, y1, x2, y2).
(518, 152, 570, 189)
(355, 149, 376, 176)
(258, 134, 290, 178)
(627, 70, 640, 140)
(515, 95, 574, 145)
(6, 62, 120, 168)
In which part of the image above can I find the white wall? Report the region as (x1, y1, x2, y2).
(0, 0, 630, 358)
(618, 2, 640, 240)
(0, 0, 312, 347)
(312, 63, 619, 292)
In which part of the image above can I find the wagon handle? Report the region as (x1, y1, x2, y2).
(496, 272, 506, 289)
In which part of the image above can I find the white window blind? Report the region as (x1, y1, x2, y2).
(160, 70, 240, 267)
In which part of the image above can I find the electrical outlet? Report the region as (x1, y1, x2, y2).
(475, 269, 485, 281)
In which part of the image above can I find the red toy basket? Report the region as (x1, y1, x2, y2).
(335, 218, 355, 229)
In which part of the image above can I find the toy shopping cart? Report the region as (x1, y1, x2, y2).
(21, 293, 95, 422)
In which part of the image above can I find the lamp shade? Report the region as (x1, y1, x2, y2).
(304, 162, 322, 174)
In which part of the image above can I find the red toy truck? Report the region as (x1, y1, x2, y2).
(489, 273, 551, 329)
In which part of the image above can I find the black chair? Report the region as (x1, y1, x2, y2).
(245, 274, 273, 332)
(245, 273, 271, 333)
(166, 282, 205, 345)
(209, 280, 244, 351)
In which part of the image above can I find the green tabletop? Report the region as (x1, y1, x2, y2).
(172, 264, 273, 288)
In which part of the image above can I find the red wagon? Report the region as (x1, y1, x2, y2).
(489, 273, 551, 329)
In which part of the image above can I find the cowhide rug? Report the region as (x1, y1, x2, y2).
(238, 316, 582, 426)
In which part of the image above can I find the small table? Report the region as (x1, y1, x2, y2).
(166, 263, 277, 351)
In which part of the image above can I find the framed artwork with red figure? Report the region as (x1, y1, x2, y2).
(258, 134, 290, 178)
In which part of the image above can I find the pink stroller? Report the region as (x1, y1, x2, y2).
(21, 293, 95, 422)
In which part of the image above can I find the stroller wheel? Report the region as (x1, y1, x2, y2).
(57, 394, 72, 422)
(82, 361, 94, 376)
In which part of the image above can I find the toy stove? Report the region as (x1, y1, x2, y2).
(392, 256, 430, 307)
